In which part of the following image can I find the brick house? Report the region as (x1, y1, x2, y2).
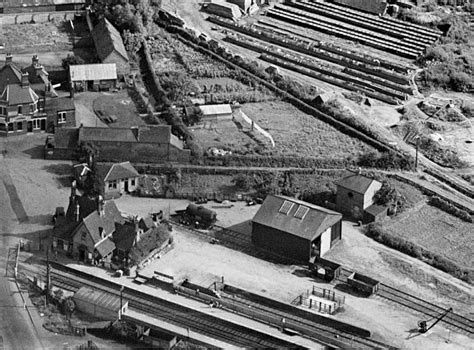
(0, 53, 76, 136)
(91, 17, 130, 76)
(53, 183, 125, 265)
(252, 195, 343, 262)
(45, 125, 191, 163)
(96, 161, 140, 198)
(335, 174, 382, 220)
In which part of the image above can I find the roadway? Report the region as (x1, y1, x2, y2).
(0, 143, 43, 350)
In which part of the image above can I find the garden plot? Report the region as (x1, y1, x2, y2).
(382, 204, 473, 269)
(241, 101, 374, 158)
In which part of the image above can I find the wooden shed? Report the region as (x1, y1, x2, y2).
(73, 286, 128, 321)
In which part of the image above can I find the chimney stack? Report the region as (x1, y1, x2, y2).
(75, 203, 80, 222)
(71, 180, 77, 198)
(32, 55, 39, 65)
(97, 195, 105, 216)
(20, 72, 29, 88)
(5, 53, 12, 65)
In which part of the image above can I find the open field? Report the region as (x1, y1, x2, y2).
(241, 101, 374, 157)
(382, 204, 473, 269)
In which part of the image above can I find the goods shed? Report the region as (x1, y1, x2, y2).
(252, 195, 342, 262)
(73, 286, 128, 321)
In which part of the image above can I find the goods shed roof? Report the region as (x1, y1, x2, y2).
(70, 64, 117, 82)
(252, 195, 342, 241)
(74, 286, 123, 312)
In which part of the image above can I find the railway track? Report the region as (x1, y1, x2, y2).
(338, 268, 473, 336)
(377, 284, 474, 336)
(46, 264, 299, 349)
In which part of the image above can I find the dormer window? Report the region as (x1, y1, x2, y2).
(99, 227, 106, 239)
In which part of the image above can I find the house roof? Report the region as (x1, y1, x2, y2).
(252, 195, 342, 241)
(69, 64, 117, 81)
(92, 18, 129, 63)
(336, 174, 381, 195)
(96, 162, 139, 182)
(199, 104, 232, 116)
(0, 62, 22, 93)
(81, 200, 124, 244)
(95, 237, 116, 257)
(46, 96, 75, 113)
(54, 127, 80, 149)
(0, 84, 38, 105)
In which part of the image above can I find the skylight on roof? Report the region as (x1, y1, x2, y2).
(279, 200, 294, 215)
(294, 205, 309, 220)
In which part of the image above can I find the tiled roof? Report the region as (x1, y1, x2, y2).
(73, 286, 122, 312)
(46, 96, 75, 113)
(252, 195, 342, 241)
(82, 200, 124, 244)
(199, 104, 232, 116)
(0, 62, 22, 93)
(95, 237, 116, 257)
(96, 162, 139, 182)
(336, 174, 381, 195)
(79, 126, 172, 144)
(92, 18, 129, 63)
(137, 126, 171, 143)
(0, 84, 38, 105)
(70, 64, 117, 81)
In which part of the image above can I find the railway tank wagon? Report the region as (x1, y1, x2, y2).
(181, 204, 217, 229)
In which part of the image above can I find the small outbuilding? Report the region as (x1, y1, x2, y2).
(198, 104, 232, 123)
(335, 173, 382, 220)
(252, 195, 342, 262)
(363, 204, 388, 224)
(202, 1, 242, 20)
(69, 63, 117, 92)
(73, 286, 128, 321)
(96, 161, 140, 199)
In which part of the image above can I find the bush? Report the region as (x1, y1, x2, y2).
(358, 151, 413, 170)
(428, 196, 473, 222)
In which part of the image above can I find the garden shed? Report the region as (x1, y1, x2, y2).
(199, 104, 233, 122)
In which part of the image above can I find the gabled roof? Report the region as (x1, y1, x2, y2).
(46, 96, 75, 113)
(95, 237, 116, 257)
(79, 126, 172, 144)
(96, 162, 139, 182)
(252, 195, 342, 241)
(0, 62, 22, 93)
(336, 174, 381, 195)
(199, 104, 232, 116)
(0, 84, 38, 105)
(81, 200, 124, 244)
(70, 64, 117, 81)
(92, 18, 129, 63)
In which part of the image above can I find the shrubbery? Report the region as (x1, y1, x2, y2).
(358, 151, 413, 170)
(428, 196, 473, 222)
(365, 223, 472, 283)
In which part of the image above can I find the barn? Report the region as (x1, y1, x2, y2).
(252, 195, 342, 262)
(69, 64, 117, 92)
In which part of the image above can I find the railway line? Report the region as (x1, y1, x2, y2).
(45, 264, 300, 349)
(337, 268, 474, 337)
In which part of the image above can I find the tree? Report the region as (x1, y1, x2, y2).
(62, 297, 75, 319)
(62, 54, 85, 70)
(232, 174, 254, 191)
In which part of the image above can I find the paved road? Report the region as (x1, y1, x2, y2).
(0, 145, 44, 350)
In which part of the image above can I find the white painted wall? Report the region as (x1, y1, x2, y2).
(320, 227, 331, 257)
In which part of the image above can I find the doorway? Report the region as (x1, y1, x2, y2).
(124, 180, 129, 193)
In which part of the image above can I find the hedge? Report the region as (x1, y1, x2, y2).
(365, 223, 472, 284)
(428, 196, 473, 222)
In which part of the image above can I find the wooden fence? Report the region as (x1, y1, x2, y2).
(292, 286, 345, 314)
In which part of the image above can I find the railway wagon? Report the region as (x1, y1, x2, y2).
(180, 204, 217, 229)
(347, 272, 380, 296)
(309, 257, 342, 282)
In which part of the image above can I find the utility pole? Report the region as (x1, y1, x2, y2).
(414, 135, 420, 170)
(119, 285, 124, 320)
(46, 247, 51, 305)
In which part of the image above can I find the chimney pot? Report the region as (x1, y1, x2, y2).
(97, 195, 105, 216)
(5, 53, 12, 65)
(75, 203, 80, 222)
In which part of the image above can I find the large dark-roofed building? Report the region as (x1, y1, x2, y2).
(91, 18, 130, 76)
(252, 195, 342, 262)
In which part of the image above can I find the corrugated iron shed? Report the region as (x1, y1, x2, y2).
(69, 64, 117, 82)
(74, 286, 121, 312)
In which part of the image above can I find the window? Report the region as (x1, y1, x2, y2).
(7, 123, 13, 132)
(58, 112, 66, 124)
(0, 106, 6, 116)
(279, 200, 294, 215)
(0, 123, 6, 131)
(18, 105, 22, 115)
(81, 232, 87, 241)
(131, 179, 135, 186)
(108, 180, 117, 190)
(29, 103, 37, 114)
(294, 205, 309, 220)
(348, 192, 354, 199)
(17, 122, 22, 131)
(32, 119, 41, 130)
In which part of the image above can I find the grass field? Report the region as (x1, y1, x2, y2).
(241, 102, 375, 158)
(382, 204, 473, 269)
